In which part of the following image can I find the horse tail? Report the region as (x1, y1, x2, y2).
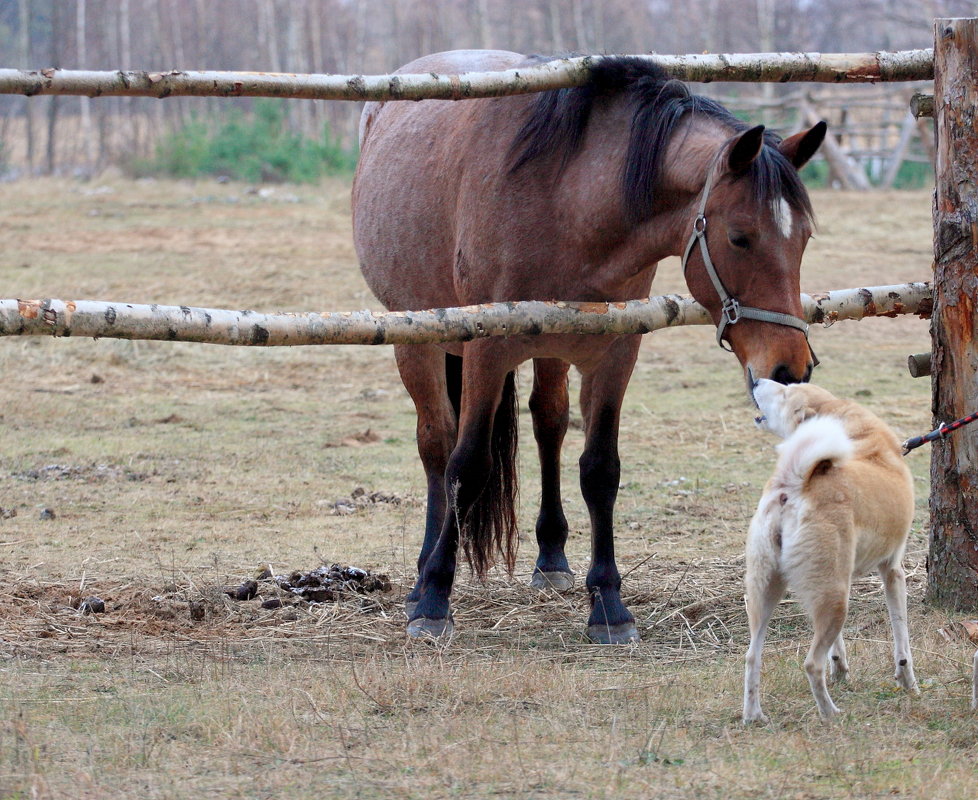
(462, 370, 520, 577)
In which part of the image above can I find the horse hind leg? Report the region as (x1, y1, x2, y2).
(394, 345, 459, 620)
(407, 343, 519, 639)
(528, 358, 574, 592)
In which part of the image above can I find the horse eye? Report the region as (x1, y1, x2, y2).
(728, 233, 750, 250)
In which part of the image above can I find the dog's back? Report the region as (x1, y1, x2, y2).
(752, 410, 914, 591)
(833, 405, 915, 574)
(749, 416, 855, 613)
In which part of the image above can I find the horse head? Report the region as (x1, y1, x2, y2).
(681, 122, 827, 391)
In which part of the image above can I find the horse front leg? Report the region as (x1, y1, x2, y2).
(579, 336, 642, 644)
(529, 358, 574, 591)
(408, 345, 517, 639)
(394, 345, 459, 619)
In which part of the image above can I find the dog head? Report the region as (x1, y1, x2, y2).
(752, 379, 841, 438)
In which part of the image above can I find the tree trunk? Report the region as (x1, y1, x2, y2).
(306, 0, 325, 135)
(572, 0, 590, 53)
(284, 0, 305, 134)
(756, 0, 776, 124)
(119, 0, 133, 160)
(260, 0, 283, 72)
(18, 0, 34, 173)
(593, 1, 605, 53)
(169, 0, 189, 127)
(928, 17, 978, 611)
(45, 1, 61, 175)
(547, 0, 564, 52)
(76, 0, 95, 174)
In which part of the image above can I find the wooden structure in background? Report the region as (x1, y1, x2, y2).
(717, 85, 934, 190)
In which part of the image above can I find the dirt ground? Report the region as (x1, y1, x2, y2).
(0, 178, 975, 799)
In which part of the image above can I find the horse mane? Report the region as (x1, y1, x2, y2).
(508, 56, 814, 227)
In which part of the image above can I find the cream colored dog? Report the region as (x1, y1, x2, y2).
(743, 379, 919, 723)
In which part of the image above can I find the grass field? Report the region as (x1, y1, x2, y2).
(0, 178, 975, 799)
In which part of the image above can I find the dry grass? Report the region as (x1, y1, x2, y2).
(0, 178, 975, 799)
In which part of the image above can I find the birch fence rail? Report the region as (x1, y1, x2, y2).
(0, 50, 934, 103)
(0, 283, 933, 347)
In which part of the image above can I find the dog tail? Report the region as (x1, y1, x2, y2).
(774, 416, 853, 491)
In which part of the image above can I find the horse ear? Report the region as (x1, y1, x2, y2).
(779, 121, 827, 170)
(727, 125, 766, 173)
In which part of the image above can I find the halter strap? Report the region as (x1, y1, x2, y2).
(680, 151, 816, 365)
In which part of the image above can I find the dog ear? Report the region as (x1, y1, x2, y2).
(791, 402, 818, 428)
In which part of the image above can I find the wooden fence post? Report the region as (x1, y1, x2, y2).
(928, 17, 978, 610)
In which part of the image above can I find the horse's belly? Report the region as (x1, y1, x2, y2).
(352, 110, 458, 310)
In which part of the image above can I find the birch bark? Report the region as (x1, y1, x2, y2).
(0, 50, 935, 103)
(0, 284, 932, 347)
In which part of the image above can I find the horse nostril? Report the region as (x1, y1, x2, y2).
(771, 364, 805, 385)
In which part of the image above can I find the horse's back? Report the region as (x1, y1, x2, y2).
(358, 50, 525, 148)
(354, 51, 536, 312)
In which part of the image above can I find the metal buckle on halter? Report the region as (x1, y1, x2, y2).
(721, 296, 741, 325)
(693, 214, 707, 236)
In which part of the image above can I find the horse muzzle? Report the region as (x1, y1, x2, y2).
(744, 337, 813, 399)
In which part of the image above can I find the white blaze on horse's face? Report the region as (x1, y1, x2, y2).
(772, 196, 793, 239)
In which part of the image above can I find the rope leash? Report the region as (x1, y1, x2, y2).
(902, 411, 978, 455)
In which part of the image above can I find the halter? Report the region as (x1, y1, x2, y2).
(680, 151, 815, 361)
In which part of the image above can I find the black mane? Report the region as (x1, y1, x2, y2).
(509, 56, 814, 227)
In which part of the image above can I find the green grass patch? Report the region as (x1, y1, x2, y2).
(801, 156, 933, 189)
(131, 99, 357, 183)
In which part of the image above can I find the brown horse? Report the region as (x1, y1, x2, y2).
(352, 50, 826, 643)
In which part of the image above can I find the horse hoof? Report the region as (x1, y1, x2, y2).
(407, 615, 454, 640)
(586, 622, 640, 644)
(530, 570, 575, 591)
(404, 600, 418, 619)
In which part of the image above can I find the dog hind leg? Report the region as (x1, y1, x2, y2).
(804, 593, 847, 720)
(829, 633, 849, 684)
(743, 567, 786, 725)
(879, 560, 919, 694)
